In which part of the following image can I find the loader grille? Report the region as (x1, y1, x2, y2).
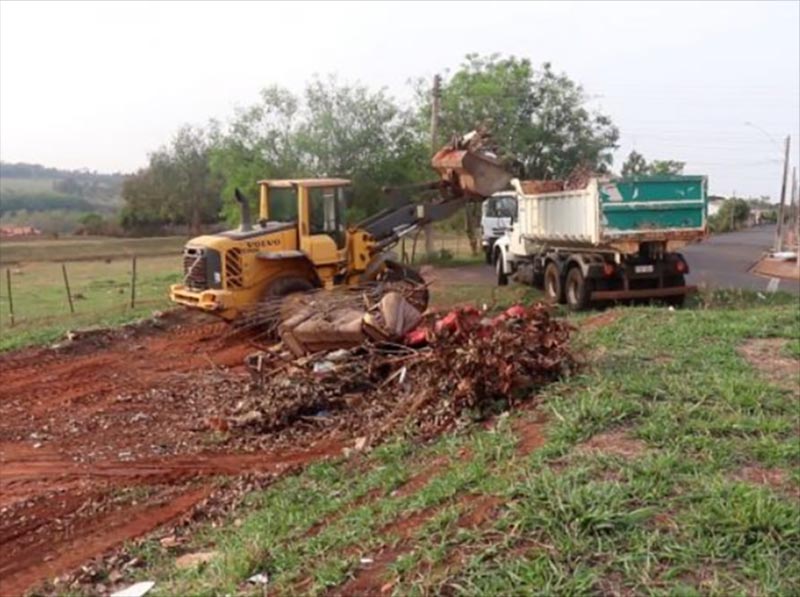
(183, 247, 208, 290)
(225, 248, 243, 289)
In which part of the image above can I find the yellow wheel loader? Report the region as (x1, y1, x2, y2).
(169, 131, 513, 321)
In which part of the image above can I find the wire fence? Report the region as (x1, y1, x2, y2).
(0, 254, 181, 332)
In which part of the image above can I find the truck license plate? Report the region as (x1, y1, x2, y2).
(635, 265, 654, 274)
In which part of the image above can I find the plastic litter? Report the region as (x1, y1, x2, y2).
(110, 581, 155, 597)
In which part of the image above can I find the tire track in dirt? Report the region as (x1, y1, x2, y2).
(0, 312, 348, 595)
(1, 486, 213, 597)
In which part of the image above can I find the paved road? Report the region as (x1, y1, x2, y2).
(683, 225, 799, 295)
(431, 225, 799, 296)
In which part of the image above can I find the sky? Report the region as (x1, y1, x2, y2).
(1, 0, 798, 200)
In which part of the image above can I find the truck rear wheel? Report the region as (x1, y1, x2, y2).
(664, 274, 686, 308)
(544, 262, 564, 304)
(565, 267, 592, 311)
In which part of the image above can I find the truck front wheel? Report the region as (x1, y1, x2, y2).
(544, 262, 565, 304)
(496, 252, 508, 286)
(565, 267, 592, 311)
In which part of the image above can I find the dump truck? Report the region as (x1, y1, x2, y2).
(493, 175, 708, 310)
(480, 192, 517, 264)
(170, 130, 513, 321)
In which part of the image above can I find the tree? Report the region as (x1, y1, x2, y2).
(78, 212, 106, 236)
(432, 55, 619, 179)
(121, 125, 223, 235)
(621, 150, 648, 176)
(709, 198, 750, 233)
(210, 78, 428, 225)
(296, 76, 428, 222)
(621, 151, 685, 176)
(416, 54, 619, 253)
(648, 160, 685, 175)
(209, 86, 304, 223)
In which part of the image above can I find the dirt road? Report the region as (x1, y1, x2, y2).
(0, 312, 347, 595)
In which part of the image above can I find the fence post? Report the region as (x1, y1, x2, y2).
(6, 269, 14, 327)
(130, 256, 137, 309)
(61, 263, 75, 314)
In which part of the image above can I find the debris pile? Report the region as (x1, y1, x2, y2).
(232, 303, 573, 440)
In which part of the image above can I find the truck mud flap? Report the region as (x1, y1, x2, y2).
(591, 285, 697, 301)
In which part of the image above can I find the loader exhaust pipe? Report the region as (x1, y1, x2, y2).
(234, 188, 253, 232)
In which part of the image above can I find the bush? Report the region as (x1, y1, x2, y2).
(708, 199, 750, 233)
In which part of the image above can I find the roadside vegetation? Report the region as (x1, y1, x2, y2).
(67, 294, 799, 596)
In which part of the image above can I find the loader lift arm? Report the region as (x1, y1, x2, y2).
(356, 129, 514, 256)
(356, 181, 467, 254)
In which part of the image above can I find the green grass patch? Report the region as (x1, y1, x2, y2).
(0, 255, 181, 351)
(0, 235, 188, 264)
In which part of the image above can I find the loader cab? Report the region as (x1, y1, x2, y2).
(257, 178, 351, 266)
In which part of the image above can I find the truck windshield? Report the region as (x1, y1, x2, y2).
(268, 188, 298, 222)
(486, 195, 517, 218)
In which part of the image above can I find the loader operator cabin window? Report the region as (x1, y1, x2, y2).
(268, 187, 298, 223)
(309, 186, 347, 249)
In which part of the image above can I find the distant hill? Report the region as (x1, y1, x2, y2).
(0, 161, 128, 234)
(1, 161, 126, 208)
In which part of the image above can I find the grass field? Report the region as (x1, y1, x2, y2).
(106, 299, 799, 596)
(0, 255, 183, 351)
(0, 177, 58, 194)
(0, 235, 189, 264)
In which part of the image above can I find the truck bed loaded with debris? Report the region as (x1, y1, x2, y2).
(494, 174, 708, 309)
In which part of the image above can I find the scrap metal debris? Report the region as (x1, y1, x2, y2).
(235, 302, 573, 441)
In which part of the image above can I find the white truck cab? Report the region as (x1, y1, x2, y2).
(480, 192, 517, 264)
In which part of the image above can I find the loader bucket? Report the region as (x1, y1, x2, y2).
(431, 147, 513, 199)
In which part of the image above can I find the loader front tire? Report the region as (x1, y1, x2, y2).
(495, 252, 508, 286)
(264, 276, 314, 299)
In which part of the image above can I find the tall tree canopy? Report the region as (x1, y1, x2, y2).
(432, 54, 619, 179)
(121, 126, 222, 234)
(621, 150, 685, 176)
(121, 54, 622, 237)
(210, 77, 427, 224)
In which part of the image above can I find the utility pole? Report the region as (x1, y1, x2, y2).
(774, 135, 790, 252)
(425, 74, 442, 259)
(793, 167, 799, 275)
(730, 191, 736, 232)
